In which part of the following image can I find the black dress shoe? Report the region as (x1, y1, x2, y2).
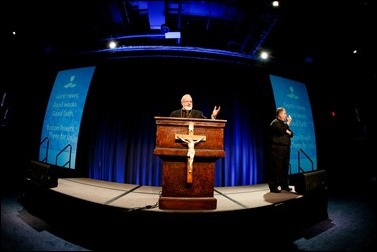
(281, 187, 292, 191)
(270, 188, 281, 193)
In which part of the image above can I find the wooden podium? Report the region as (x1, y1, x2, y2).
(154, 116, 226, 210)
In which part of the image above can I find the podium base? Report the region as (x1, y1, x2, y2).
(159, 196, 217, 210)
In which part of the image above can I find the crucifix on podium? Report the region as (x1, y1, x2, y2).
(154, 116, 226, 210)
(175, 122, 206, 184)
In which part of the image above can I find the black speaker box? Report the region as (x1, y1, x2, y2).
(294, 170, 327, 194)
(28, 160, 58, 188)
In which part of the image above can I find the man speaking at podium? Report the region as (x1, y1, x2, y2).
(170, 93, 220, 119)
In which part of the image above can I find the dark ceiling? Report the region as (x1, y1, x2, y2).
(5, 0, 376, 69)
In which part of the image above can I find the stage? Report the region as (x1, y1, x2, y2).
(20, 177, 329, 250)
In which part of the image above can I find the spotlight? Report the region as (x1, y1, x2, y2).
(160, 24, 170, 34)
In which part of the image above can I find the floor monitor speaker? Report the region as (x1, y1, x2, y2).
(28, 160, 58, 188)
(294, 170, 327, 194)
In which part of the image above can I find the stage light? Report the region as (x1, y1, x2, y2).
(260, 51, 269, 60)
(108, 41, 117, 49)
(165, 32, 181, 39)
(160, 24, 170, 34)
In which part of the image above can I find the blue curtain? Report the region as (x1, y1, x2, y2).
(79, 57, 274, 186)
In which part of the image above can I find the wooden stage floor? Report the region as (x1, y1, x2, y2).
(20, 177, 329, 250)
(47, 177, 304, 212)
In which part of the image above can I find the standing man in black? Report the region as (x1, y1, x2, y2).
(267, 107, 293, 193)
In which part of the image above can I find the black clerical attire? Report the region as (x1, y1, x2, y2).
(170, 109, 207, 118)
